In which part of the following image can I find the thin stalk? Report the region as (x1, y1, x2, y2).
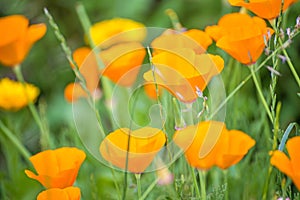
(198, 170, 207, 200)
(224, 170, 229, 200)
(13, 65, 51, 149)
(165, 9, 183, 31)
(249, 65, 273, 122)
(0, 120, 31, 161)
(278, 38, 300, 87)
(190, 167, 201, 199)
(139, 178, 159, 200)
(262, 102, 281, 200)
(135, 173, 142, 199)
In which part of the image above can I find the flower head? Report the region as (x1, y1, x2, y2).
(25, 147, 86, 189)
(89, 18, 145, 48)
(37, 187, 81, 200)
(173, 121, 255, 170)
(270, 136, 300, 190)
(205, 13, 274, 65)
(99, 127, 166, 173)
(144, 49, 224, 102)
(228, 0, 298, 20)
(0, 78, 40, 111)
(0, 15, 46, 66)
(100, 42, 146, 86)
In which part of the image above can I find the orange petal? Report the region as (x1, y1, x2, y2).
(99, 127, 166, 173)
(216, 130, 255, 169)
(27, 23, 47, 44)
(173, 121, 226, 170)
(37, 187, 81, 200)
(101, 42, 146, 86)
(270, 150, 293, 178)
(0, 15, 28, 46)
(286, 136, 300, 173)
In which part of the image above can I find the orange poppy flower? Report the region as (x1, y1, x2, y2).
(89, 18, 146, 48)
(37, 187, 80, 200)
(228, 0, 298, 20)
(205, 13, 274, 64)
(173, 121, 255, 170)
(143, 49, 224, 102)
(99, 127, 166, 173)
(64, 47, 100, 102)
(270, 136, 300, 190)
(25, 147, 86, 189)
(151, 29, 212, 55)
(100, 42, 146, 86)
(0, 15, 46, 66)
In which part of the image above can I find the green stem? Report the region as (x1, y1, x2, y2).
(249, 65, 273, 122)
(140, 178, 159, 200)
(198, 170, 207, 200)
(262, 102, 281, 200)
(135, 173, 142, 199)
(13, 65, 51, 149)
(278, 38, 300, 87)
(224, 170, 229, 200)
(165, 9, 183, 31)
(0, 120, 31, 161)
(191, 167, 201, 199)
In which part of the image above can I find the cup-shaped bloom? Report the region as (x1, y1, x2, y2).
(0, 15, 46, 66)
(99, 127, 166, 173)
(144, 49, 224, 102)
(25, 147, 86, 189)
(173, 121, 255, 170)
(228, 0, 298, 20)
(100, 42, 146, 86)
(205, 13, 274, 65)
(37, 187, 80, 200)
(0, 78, 40, 111)
(270, 136, 300, 190)
(151, 29, 212, 55)
(89, 18, 146, 48)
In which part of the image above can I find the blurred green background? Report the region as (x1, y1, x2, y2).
(0, 0, 299, 199)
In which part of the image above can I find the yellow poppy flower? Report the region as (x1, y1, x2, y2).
(37, 187, 80, 200)
(0, 78, 40, 111)
(270, 136, 300, 190)
(99, 127, 166, 173)
(205, 13, 274, 64)
(25, 147, 86, 189)
(173, 121, 255, 170)
(229, 0, 298, 20)
(0, 15, 46, 66)
(89, 18, 146, 48)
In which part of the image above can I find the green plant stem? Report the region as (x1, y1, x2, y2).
(262, 102, 281, 200)
(278, 38, 300, 87)
(249, 65, 273, 122)
(198, 170, 207, 200)
(224, 170, 229, 200)
(13, 65, 51, 149)
(0, 120, 31, 161)
(190, 167, 201, 199)
(135, 173, 142, 199)
(140, 178, 159, 200)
